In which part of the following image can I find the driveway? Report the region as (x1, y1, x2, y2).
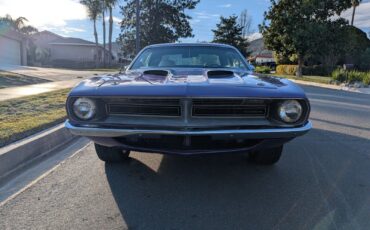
(0, 64, 115, 81)
(0, 85, 369, 229)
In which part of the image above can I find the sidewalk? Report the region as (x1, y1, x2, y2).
(0, 79, 80, 101)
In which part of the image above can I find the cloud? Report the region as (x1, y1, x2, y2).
(0, 0, 87, 27)
(194, 12, 220, 20)
(341, 2, 370, 29)
(104, 16, 121, 24)
(247, 32, 263, 41)
(219, 4, 232, 8)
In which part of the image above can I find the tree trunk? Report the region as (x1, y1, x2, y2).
(351, 5, 357, 26)
(135, 0, 141, 54)
(108, 7, 113, 67)
(296, 55, 303, 78)
(102, 10, 106, 68)
(93, 19, 99, 68)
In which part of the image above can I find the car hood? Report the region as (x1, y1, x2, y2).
(69, 69, 307, 98)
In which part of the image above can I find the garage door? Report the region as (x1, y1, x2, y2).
(0, 35, 21, 65)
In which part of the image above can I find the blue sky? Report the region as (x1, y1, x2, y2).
(0, 0, 369, 43)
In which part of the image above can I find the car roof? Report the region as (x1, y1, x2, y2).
(145, 43, 236, 49)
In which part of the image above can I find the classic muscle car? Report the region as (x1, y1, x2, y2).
(65, 43, 311, 165)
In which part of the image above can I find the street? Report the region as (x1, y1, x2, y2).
(1, 85, 370, 230)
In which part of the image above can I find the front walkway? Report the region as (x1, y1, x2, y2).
(0, 79, 80, 101)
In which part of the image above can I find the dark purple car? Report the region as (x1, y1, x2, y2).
(65, 43, 311, 165)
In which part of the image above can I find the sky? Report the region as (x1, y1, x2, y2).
(0, 0, 369, 43)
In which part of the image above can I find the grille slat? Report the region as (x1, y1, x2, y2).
(107, 98, 181, 117)
(192, 99, 267, 118)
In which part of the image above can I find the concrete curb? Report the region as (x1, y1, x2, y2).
(291, 79, 370, 95)
(0, 123, 75, 183)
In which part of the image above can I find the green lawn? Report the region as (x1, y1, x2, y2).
(0, 88, 70, 147)
(269, 74, 331, 84)
(0, 70, 50, 89)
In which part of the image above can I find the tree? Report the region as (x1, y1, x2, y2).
(239, 10, 253, 38)
(105, 0, 118, 66)
(80, 0, 102, 67)
(118, 0, 199, 57)
(0, 14, 38, 34)
(212, 16, 250, 57)
(351, 0, 361, 26)
(101, 1, 107, 67)
(260, 0, 353, 77)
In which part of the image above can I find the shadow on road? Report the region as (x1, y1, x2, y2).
(105, 128, 370, 229)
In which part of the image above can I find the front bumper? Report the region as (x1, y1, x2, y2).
(65, 120, 312, 139)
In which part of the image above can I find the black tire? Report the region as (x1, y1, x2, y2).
(249, 145, 283, 165)
(94, 143, 130, 162)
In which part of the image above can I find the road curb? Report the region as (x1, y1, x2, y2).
(291, 79, 370, 95)
(0, 123, 75, 183)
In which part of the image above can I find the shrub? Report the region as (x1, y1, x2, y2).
(363, 73, 370, 85)
(347, 70, 366, 83)
(255, 66, 271, 74)
(276, 65, 298, 75)
(331, 68, 347, 82)
(331, 69, 370, 86)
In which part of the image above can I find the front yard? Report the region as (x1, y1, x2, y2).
(0, 70, 50, 89)
(0, 88, 70, 147)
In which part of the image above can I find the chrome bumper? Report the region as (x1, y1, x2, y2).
(65, 120, 312, 139)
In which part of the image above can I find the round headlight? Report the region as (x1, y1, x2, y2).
(278, 100, 303, 123)
(73, 98, 96, 120)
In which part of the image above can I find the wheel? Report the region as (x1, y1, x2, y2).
(94, 143, 130, 162)
(249, 145, 283, 165)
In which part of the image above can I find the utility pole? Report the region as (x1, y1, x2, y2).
(135, 0, 141, 54)
(351, 4, 356, 26)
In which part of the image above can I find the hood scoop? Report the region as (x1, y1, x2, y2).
(143, 70, 169, 77)
(207, 70, 235, 79)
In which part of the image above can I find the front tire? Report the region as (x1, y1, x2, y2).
(94, 143, 130, 162)
(249, 145, 283, 165)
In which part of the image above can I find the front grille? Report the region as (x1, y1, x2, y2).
(106, 98, 268, 118)
(107, 98, 181, 117)
(192, 99, 267, 117)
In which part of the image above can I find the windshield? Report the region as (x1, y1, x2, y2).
(130, 46, 250, 70)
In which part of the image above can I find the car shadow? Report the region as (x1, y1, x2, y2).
(105, 128, 370, 229)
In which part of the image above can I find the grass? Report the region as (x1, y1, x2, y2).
(0, 70, 50, 89)
(0, 88, 70, 147)
(269, 74, 332, 84)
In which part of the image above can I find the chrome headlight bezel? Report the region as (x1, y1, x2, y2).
(277, 100, 303, 124)
(72, 97, 97, 120)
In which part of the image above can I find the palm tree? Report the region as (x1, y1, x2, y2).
(351, 0, 361, 26)
(105, 0, 118, 66)
(80, 0, 102, 67)
(0, 14, 29, 31)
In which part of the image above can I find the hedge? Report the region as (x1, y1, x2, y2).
(255, 66, 271, 74)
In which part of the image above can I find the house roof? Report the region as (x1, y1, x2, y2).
(49, 37, 97, 46)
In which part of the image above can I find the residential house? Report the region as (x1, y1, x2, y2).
(0, 24, 27, 65)
(248, 38, 275, 65)
(31, 31, 110, 68)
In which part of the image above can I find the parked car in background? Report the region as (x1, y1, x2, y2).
(65, 43, 311, 165)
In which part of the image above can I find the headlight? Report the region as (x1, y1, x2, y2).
(73, 98, 96, 120)
(278, 100, 303, 123)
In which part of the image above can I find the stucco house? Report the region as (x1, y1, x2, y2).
(247, 38, 275, 65)
(31, 31, 111, 68)
(0, 24, 27, 65)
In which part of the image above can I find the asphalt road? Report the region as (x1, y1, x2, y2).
(1, 85, 370, 230)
